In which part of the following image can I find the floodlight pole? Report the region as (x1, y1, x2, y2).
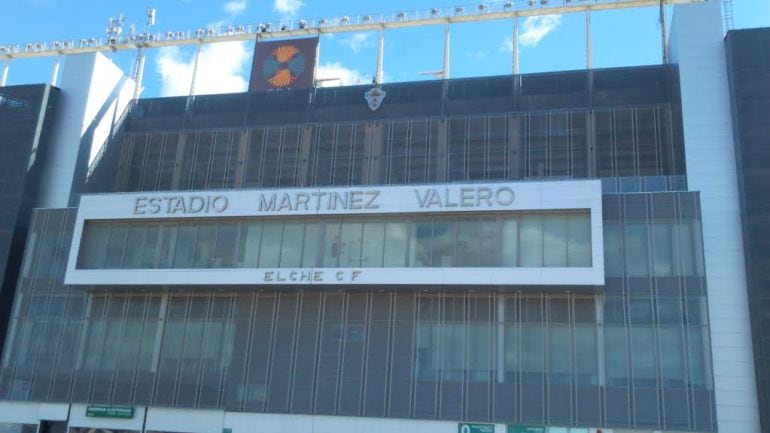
(51, 56, 62, 86)
(512, 16, 519, 75)
(376, 27, 384, 84)
(133, 49, 147, 99)
(660, 0, 669, 63)
(442, 23, 450, 80)
(189, 43, 202, 96)
(134, 8, 156, 99)
(0, 62, 8, 87)
(586, 11, 593, 70)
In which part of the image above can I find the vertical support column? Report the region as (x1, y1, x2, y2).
(51, 56, 62, 86)
(595, 295, 605, 386)
(586, 11, 593, 70)
(496, 294, 505, 383)
(74, 295, 93, 369)
(376, 28, 384, 84)
(442, 23, 450, 80)
(660, 1, 670, 64)
(0, 62, 8, 87)
(512, 16, 519, 75)
(151, 294, 169, 373)
(189, 43, 203, 97)
(133, 48, 147, 100)
(670, 1, 761, 431)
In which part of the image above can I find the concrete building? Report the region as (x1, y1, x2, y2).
(0, 1, 767, 433)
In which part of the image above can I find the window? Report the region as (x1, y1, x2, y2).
(279, 222, 304, 267)
(501, 218, 518, 267)
(624, 223, 649, 277)
(238, 221, 262, 267)
(652, 222, 673, 276)
(383, 221, 408, 267)
(172, 225, 196, 268)
(104, 224, 128, 268)
(77, 211, 592, 271)
(410, 219, 433, 267)
(339, 220, 364, 267)
(543, 216, 568, 267)
(361, 220, 385, 267)
(259, 221, 283, 268)
(77, 222, 110, 268)
(567, 214, 592, 267)
(519, 215, 543, 267)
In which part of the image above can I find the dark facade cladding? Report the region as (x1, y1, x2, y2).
(0, 65, 716, 431)
(726, 27, 770, 433)
(1, 193, 712, 431)
(0, 85, 58, 359)
(85, 65, 686, 195)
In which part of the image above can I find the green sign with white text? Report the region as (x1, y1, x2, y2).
(458, 423, 495, 433)
(507, 426, 545, 433)
(86, 405, 134, 419)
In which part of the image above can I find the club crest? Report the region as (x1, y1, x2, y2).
(364, 87, 386, 111)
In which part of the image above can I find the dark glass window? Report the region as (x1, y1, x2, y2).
(77, 211, 592, 271)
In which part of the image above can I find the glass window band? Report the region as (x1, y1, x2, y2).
(76, 211, 592, 270)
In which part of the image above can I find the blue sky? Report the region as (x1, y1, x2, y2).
(0, 0, 768, 97)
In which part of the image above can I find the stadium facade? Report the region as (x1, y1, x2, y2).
(0, 1, 767, 433)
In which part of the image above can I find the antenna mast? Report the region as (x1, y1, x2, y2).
(132, 8, 156, 99)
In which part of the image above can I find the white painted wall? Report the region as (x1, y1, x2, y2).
(145, 407, 224, 433)
(670, 1, 760, 432)
(0, 403, 675, 433)
(0, 402, 68, 423)
(224, 412, 506, 433)
(38, 52, 135, 209)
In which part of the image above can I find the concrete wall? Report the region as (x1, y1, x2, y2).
(0, 402, 617, 433)
(38, 52, 135, 209)
(670, 1, 760, 432)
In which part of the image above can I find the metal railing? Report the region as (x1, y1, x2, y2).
(0, 0, 704, 61)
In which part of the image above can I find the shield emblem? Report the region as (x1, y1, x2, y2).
(364, 87, 386, 111)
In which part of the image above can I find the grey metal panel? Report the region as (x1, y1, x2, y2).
(0, 196, 716, 431)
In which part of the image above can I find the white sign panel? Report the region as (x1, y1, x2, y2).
(65, 180, 604, 287)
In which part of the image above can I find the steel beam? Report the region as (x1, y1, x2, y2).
(50, 56, 61, 86)
(376, 28, 384, 84)
(189, 43, 202, 96)
(586, 11, 592, 70)
(512, 16, 519, 75)
(0, 62, 8, 86)
(0, 0, 705, 61)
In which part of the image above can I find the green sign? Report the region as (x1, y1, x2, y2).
(222, 429, 232, 433)
(85, 405, 134, 419)
(458, 423, 495, 433)
(507, 426, 545, 433)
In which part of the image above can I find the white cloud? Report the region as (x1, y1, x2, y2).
(224, 0, 247, 17)
(520, 15, 562, 47)
(341, 33, 372, 53)
(274, 0, 303, 16)
(500, 15, 562, 52)
(155, 41, 250, 96)
(316, 62, 368, 87)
